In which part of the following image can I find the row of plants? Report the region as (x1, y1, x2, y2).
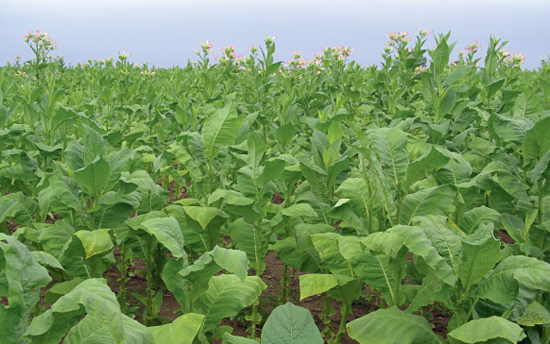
(2, 28, 550, 343)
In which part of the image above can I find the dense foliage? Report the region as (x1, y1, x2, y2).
(2, 30, 550, 343)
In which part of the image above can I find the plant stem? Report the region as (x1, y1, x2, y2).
(145, 237, 153, 325)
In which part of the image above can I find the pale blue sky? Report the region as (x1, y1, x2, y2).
(2, 0, 548, 69)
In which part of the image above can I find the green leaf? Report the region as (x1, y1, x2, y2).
(73, 229, 114, 259)
(400, 185, 457, 225)
(432, 38, 450, 75)
(485, 78, 505, 99)
(179, 246, 248, 307)
(440, 88, 457, 118)
(516, 301, 550, 326)
(311, 233, 354, 276)
(299, 274, 355, 300)
(83, 125, 108, 164)
(443, 65, 474, 85)
(276, 123, 296, 146)
(150, 313, 204, 344)
(476, 255, 550, 304)
(24, 279, 154, 344)
(414, 216, 463, 273)
(523, 116, 550, 161)
(201, 104, 243, 160)
(222, 333, 258, 344)
(347, 306, 445, 344)
(405, 147, 450, 189)
(0, 234, 51, 344)
(262, 303, 323, 344)
(460, 206, 501, 235)
(458, 224, 501, 291)
(367, 128, 408, 189)
(195, 274, 266, 332)
(74, 155, 111, 199)
(141, 217, 186, 259)
(183, 206, 228, 230)
(228, 218, 268, 274)
(530, 150, 550, 184)
(513, 88, 543, 120)
(447, 316, 525, 343)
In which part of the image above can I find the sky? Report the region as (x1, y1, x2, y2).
(1, 0, 549, 69)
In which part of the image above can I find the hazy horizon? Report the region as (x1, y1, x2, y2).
(2, 0, 549, 69)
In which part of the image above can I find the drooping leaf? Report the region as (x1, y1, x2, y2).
(447, 316, 525, 344)
(400, 185, 457, 225)
(347, 306, 445, 344)
(299, 274, 355, 300)
(261, 303, 323, 344)
(195, 274, 266, 332)
(367, 127, 408, 189)
(141, 216, 186, 259)
(149, 313, 204, 344)
(523, 116, 550, 161)
(201, 104, 243, 160)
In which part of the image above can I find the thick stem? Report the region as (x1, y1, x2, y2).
(145, 237, 153, 325)
(333, 301, 351, 344)
(278, 263, 289, 305)
(539, 179, 545, 227)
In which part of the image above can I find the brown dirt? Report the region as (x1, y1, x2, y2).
(497, 230, 514, 244)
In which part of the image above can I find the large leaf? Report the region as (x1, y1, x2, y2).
(367, 127, 408, 189)
(400, 185, 457, 225)
(523, 116, 550, 161)
(179, 246, 248, 307)
(141, 216, 186, 259)
(447, 317, 525, 343)
(299, 274, 355, 300)
(363, 225, 455, 286)
(0, 234, 51, 344)
(149, 313, 204, 344)
(261, 303, 323, 344)
(405, 146, 450, 190)
(476, 255, 550, 303)
(414, 216, 463, 273)
(346, 306, 445, 344)
(457, 224, 501, 291)
(459, 206, 500, 235)
(24, 279, 154, 344)
(201, 104, 243, 160)
(195, 274, 266, 332)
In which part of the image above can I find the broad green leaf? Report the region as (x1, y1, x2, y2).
(149, 313, 204, 344)
(458, 224, 501, 291)
(170, 143, 203, 182)
(311, 233, 353, 276)
(447, 316, 525, 343)
(0, 234, 51, 344)
(228, 218, 268, 274)
(347, 306, 445, 344)
(299, 274, 355, 300)
(516, 301, 550, 326)
(405, 146, 450, 189)
(514, 89, 543, 120)
(141, 216, 186, 259)
(432, 37, 450, 75)
(183, 206, 228, 230)
(0, 192, 38, 226)
(83, 125, 108, 165)
(24, 279, 154, 344)
(195, 274, 266, 332)
(222, 333, 258, 344)
(476, 255, 550, 303)
(73, 228, 114, 259)
(414, 216, 463, 272)
(523, 116, 550, 161)
(400, 185, 457, 225)
(201, 104, 243, 160)
(179, 246, 248, 306)
(363, 226, 455, 286)
(262, 303, 323, 344)
(460, 206, 501, 235)
(440, 88, 457, 118)
(529, 150, 550, 184)
(489, 113, 532, 143)
(30, 251, 64, 271)
(444, 65, 474, 85)
(367, 128, 408, 188)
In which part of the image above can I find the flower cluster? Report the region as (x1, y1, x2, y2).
(386, 31, 412, 47)
(23, 29, 58, 62)
(414, 65, 427, 74)
(14, 70, 28, 78)
(503, 52, 526, 68)
(193, 40, 214, 56)
(457, 40, 481, 64)
(140, 69, 156, 76)
(415, 27, 432, 39)
(118, 50, 131, 62)
(265, 34, 276, 45)
(215, 44, 243, 64)
(496, 46, 510, 60)
(321, 45, 353, 60)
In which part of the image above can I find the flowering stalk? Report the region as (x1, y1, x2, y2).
(23, 29, 58, 80)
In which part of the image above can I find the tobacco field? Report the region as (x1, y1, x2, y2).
(2, 29, 550, 343)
